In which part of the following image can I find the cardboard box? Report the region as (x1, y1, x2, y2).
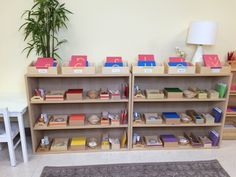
(70, 137, 86, 151)
(207, 90, 219, 99)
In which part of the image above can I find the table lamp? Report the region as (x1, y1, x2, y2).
(187, 21, 217, 64)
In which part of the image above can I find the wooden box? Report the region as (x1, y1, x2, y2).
(27, 62, 60, 75)
(165, 62, 196, 74)
(132, 63, 164, 74)
(223, 121, 236, 139)
(61, 62, 95, 75)
(164, 88, 183, 98)
(144, 113, 163, 124)
(102, 63, 130, 74)
(145, 89, 165, 99)
(228, 61, 236, 70)
(196, 62, 231, 74)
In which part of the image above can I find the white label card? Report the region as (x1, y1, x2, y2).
(38, 69, 48, 74)
(211, 68, 220, 73)
(177, 68, 186, 73)
(73, 69, 83, 74)
(144, 68, 153, 73)
(112, 68, 121, 73)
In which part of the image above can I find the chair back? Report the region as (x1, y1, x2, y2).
(0, 108, 12, 138)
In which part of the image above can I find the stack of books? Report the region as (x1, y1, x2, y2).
(160, 134, 178, 147)
(66, 89, 83, 100)
(70, 137, 86, 150)
(211, 107, 222, 123)
(69, 114, 85, 126)
(45, 90, 65, 101)
(48, 115, 68, 127)
(162, 112, 180, 125)
(209, 130, 220, 146)
(50, 138, 69, 151)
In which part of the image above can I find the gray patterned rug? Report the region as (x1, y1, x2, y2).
(40, 160, 230, 177)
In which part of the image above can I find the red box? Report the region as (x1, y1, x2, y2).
(35, 57, 54, 69)
(138, 54, 154, 61)
(70, 55, 87, 67)
(106, 57, 122, 63)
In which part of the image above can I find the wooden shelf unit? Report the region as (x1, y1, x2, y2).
(223, 68, 236, 139)
(25, 73, 132, 154)
(131, 73, 231, 150)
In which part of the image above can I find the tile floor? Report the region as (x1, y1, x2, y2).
(0, 139, 236, 177)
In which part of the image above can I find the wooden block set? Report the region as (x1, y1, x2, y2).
(25, 57, 232, 154)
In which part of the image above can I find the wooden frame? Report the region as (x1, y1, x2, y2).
(25, 70, 231, 153)
(25, 73, 131, 154)
(131, 72, 231, 150)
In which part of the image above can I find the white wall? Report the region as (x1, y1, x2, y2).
(0, 0, 236, 95)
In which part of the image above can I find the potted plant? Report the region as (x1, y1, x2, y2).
(20, 0, 72, 62)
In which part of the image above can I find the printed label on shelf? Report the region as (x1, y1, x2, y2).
(73, 69, 83, 74)
(112, 68, 121, 73)
(211, 68, 220, 73)
(144, 68, 153, 73)
(37, 69, 48, 74)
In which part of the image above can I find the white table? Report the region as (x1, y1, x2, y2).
(0, 94, 28, 163)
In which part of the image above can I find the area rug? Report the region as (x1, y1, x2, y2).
(40, 159, 230, 177)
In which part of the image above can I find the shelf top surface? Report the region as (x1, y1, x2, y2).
(25, 73, 131, 78)
(133, 73, 231, 77)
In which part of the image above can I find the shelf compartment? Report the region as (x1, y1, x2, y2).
(36, 146, 128, 154)
(223, 121, 236, 140)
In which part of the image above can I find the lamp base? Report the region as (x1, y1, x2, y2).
(192, 45, 203, 64)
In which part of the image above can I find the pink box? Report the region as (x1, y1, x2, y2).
(138, 54, 155, 61)
(70, 55, 87, 67)
(203, 54, 221, 67)
(35, 57, 54, 69)
(169, 57, 185, 62)
(106, 57, 122, 63)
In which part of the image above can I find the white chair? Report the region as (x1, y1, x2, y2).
(0, 108, 21, 167)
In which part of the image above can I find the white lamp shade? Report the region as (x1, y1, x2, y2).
(187, 21, 217, 45)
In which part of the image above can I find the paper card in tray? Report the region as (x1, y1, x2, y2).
(50, 138, 69, 151)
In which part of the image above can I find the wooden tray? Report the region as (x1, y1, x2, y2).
(165, 62, 196, 74)
(196, 63, 231, 74)
(102, 66, 130, 74)
(27, 61, 60, 75)
(61, 62, 95, 75)
(132, 63, 164, 74)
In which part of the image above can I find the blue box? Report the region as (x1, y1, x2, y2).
(138, 61, 156, 66)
